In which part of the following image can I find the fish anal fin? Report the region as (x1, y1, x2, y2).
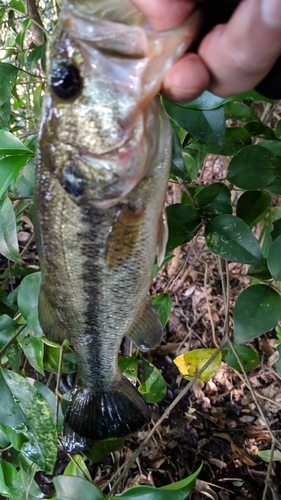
(38, 286, 69, 343)
(157, 207, 168, 266)
(127, 296, 163, 351)
(106, 205, 144, 270)
(62, 376, 150, 452)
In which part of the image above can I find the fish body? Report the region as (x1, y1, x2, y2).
(34, 0, 200, 452)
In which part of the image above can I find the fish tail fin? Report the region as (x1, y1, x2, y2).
(61, 376, 150, 453)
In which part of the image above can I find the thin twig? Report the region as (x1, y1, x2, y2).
(55, 346, 63, 427)
(0, 323, 27, 358)
(103, 339, 228, 497)
(261, 440, 276, 500)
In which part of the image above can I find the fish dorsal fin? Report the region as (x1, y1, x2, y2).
(127, 295, 163, 351)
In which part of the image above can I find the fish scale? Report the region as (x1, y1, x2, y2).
(34, 0, 201, 452)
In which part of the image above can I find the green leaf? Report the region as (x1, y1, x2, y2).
(166, 203, 201, 252)
(0, 130, 33, 155)
(151, 293, 172, 327)
(247, 259, 272, 280)
(234, 285, 281, 344)
(271, 218, 281, 241)
(1, 369, 57, 473)
(224, 344, 260, 372)
(27, 45, 45, 72)
(17, 272, 41, 319)
(43, 344, 77, 374)
(267, 235, 281, 280)
(0, 99, 11, 129)
(139, 356, 167, 403)
(227, 145, 281, 190)
(257, 449, 281, 463)
(187, 127, 251, 156)
(0, 460, 17, 497)
(0, 314, 18, 351)
(224, 101, 259, 122)
(10, 467, 43, 500)
(85, 437, 125, 464)
(15, 158, 35, 197)
(27, 377, 64, 433)
(162, 98, 226, 146)
(119, 356, 138, 383)
(0, 197, 22, 262)
(178, 88, 273, 110)
(205, 215, 263, 264)
(236, 191, 271, 227)
(243, 121, 275, 139)
(53, 476, 103, 500)
(196, 183, 232, 216)
(0, 63, 18, 107)
(117, 463, 203, 499)
(0, 155, 31, 198)
(275, 119, 281, 139)
(171, 128, 191, 181)
(63, 454, 91, 479)
(19, 336, 45, 376)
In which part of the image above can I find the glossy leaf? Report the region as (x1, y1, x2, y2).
(187, 127, 251, 156)
(85, 437, 125, 464)
(43, 344, 77, 374)
(171, 128, 191, 181)
(139, 356, 167, 403)
(236, 191, 271, 227)
(1, 369, 57, 473)
(15, 158, 35, 197)
(162, 98, 225, 146)
(224, 101, 259, 122)
(17, 272, 41, 320)
(118, 463, 203, 499)
(151, 293, 172, 327)
(63, 454, 91, 479)
(0, 460, 17, 497)
(205, 215, 263, 264)
(174, 348, 222, 382)
(0, 63, 18, 107)
(234, 285, 281, 344)
(119, 356, 138, 383)
(267, 235, 281, 280)
(27, 377, 64, 433)
(166, 203, 201, 252)
(53, 476, 103, 500)
(271, 218, 281, 241)
(19, 336, 44, 376)
(0, 155, 31, 199)
(224, 344, 260, 372)
(227, 145, 281, 190)
(10, 468, 43, 500)
(0, 130, 33, 155)
(196, 183, 232, 216)
(179, 88, 274, 110)
(0, 315, 18, 351)
(247, 259, 272, 280)
(0, 198, 22, 263)
(243, 121, 275, 139)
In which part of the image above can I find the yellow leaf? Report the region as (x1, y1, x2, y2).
(174, 348, 222, 382)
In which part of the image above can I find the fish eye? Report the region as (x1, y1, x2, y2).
(51, 63, 82, 100)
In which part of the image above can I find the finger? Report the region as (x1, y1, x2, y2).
(198, 0, 281, 96)
(162, 52, 210, 102)
(131, 0, 197, 31)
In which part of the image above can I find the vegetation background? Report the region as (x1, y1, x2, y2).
(0, 0, 281, 499)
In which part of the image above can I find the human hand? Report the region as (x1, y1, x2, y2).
(131, 0, 281, 101)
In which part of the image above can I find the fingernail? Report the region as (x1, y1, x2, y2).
(261, 0, 281, 28)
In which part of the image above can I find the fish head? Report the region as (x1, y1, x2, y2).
(39, 1, 201, 208)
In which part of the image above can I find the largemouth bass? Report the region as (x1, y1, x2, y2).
(34, 0, 200, 452)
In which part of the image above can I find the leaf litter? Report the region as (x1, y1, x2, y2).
(1, 144, 281, 500)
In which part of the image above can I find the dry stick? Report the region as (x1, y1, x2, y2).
(261, 440, 276, 500)
(0, 323, 27, 359)
(193, 248, 218, 347)
(103, 339, 228, 498)
(228, 341, 278, 500)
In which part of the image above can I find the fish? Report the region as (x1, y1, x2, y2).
(34, 0, 201, 453)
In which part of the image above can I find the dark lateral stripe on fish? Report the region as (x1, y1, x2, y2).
(106, 205, 144, 270)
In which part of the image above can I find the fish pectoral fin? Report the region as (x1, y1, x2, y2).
(127, 295, 163, 351)
(156, 207, 168, 266)
(106, 204, 144, 270)
(62, 376, 150, 452)
(38, 287, 69, 343)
